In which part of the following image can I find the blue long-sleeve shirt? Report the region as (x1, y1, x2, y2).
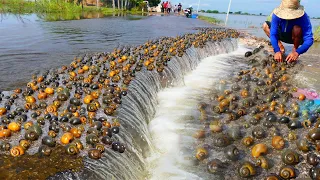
(270, 13, 314, 55)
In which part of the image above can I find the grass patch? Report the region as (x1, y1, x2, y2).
(0, 0, 125, 15)
(315, 26, 320, 42)
(198, 15, 222, 24)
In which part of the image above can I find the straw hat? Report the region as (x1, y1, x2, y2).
(273, 0, 305, 20)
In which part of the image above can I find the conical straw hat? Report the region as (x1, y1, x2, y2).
(273, 0, 305, 20)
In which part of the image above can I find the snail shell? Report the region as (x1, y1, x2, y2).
(38, 145, 52, 157)
(10, 145, 25, 157)
(65, 143, 80, 155)
(42, 136, 56, 147)
(255, 156, 269, 169)
(296, 138, 310, 152)
(242, 136, 254, 147)
(279, 165, 296, 179)
(239, 162, 256, 178)
(264, 174, 281, 180)
(279, 116, 290, 124)
(251, 143, 268, 158)
(60, 132, 74, 145)
(309, 167, 320, 180)
(86, 134, 99, 145)
(272, 136, 285, 150)
(207, 159, 226, 174)
(72, 140, 84, 150)
(88, 149, 102, 159)
(287, 120, 301, 130)
(19, 139, 30, 150)
(225, 145, 239, 161)
(281, 149, 300, 165)
(209, 120, 222, 133)
(308, 128, 320, 141)
(307, 153, 319, 166)
(25, 130, 39, 141)
(95, 143, 105, 153)
(252, 127, 265, 139)
(196, 147, 208, 161)
(213, 134, 231, 147)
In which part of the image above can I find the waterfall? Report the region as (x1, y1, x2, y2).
(50, 39, 239, 180)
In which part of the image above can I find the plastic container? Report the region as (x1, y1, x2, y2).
(191, 14, 198, 19)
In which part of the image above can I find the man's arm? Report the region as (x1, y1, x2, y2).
(270, 14, 281, 53)
(296, 14, 314, 55)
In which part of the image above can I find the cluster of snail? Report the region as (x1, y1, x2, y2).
(193, 46, 320, 179)
(0, 28, 240, 164)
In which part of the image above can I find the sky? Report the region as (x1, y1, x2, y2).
(167, 0, 320, 18)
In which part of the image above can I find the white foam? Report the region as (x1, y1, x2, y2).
(146, 44, 249, 180)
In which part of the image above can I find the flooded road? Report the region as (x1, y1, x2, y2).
(0, 14, 213, 90)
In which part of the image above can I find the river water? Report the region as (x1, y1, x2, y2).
(0, 13, 212, 90)
(1, 13, 320, 179)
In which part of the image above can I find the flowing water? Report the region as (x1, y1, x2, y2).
(47, 38, 240, 180)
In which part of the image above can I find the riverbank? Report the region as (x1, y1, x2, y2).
(0, 0, 145, 18)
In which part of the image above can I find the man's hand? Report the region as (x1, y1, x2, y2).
(286, 52, 299, 63)
(274, 52, 283, 62)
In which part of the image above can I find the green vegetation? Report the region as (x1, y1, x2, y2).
(198, 15, 222, 24)
(0, 0, 153, 15)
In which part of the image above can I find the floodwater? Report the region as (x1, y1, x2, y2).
(201, 13, 320, 38)
(0, 13, 212, 90)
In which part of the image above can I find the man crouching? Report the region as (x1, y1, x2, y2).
(262, 0, 313, 63)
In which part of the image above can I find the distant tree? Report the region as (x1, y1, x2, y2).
(206, 10, 212, 13)
(148, 0, 160, 6)
(259, 13, 262, 16)
(212, 10, 219, 13)
(200, 10, 205, 13)
(234, 11, 241, 14)
(229, 11, 233, 14)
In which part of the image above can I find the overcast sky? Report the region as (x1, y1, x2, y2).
(168, 0, 320, 17)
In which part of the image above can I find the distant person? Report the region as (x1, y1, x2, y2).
(161, 2, 165, 13)
(186, 5, 193, 18)
(262, 0, 313, 63)
(174, 5, 177, 13)
(164, 1, 168, 14)
(167, 2, 172, 14)
(178, 3, 182, 14)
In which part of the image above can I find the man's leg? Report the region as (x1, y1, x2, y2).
(262, 22, 285, 53)
(292, 25, 302, 52)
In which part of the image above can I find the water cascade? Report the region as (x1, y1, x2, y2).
(50, 39, 239, 179)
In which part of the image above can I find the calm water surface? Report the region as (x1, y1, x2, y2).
(0, 14, 212, 90)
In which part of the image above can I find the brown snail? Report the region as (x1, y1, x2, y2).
(238, 162, 256, 178)
(255, 156, 269, 169)
(88, 149, 102, 159)
(65, 143, 80, 155)
(279, 165, 296, 179)
(195, 147, 208, 161)
(251, 143, 268, 158)
(281, 149, 300, 165)
(296, 138, 310, 152)
(242, 136, 254, 147)
(10, 145, 25, 157)
(271, 136, 285, 150)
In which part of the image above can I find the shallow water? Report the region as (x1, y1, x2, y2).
(0, 14, 212, 90)
(201, 13, 320, 38)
